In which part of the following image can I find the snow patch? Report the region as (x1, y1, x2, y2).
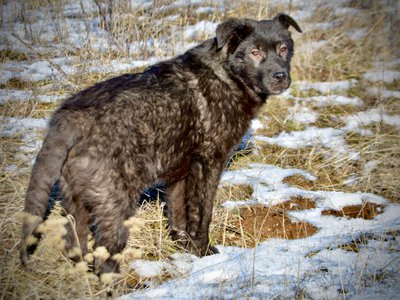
(255, 127, 359, 160)
(0, 116, 48, 165)
(196, 7, 215, 14)
(255, 108, 400, 158)
(250, 119, 263, 131)
(295, 80, 358, 94)
(183, 21, 218, 41)
(288, 106, 319, 125)
(333, 7, 363, 16)
(289, 10, 313, 21)
(362, 160, 380, 175)
(372, 59, 400, 70)
(63, 0, 98, 17)
(130, 260, 171, 278)
(298, 95, 364, 107)
(0, 89, 64, 104)
(368, 87, 400, 99)
(0, 116, 48, 136)
(362, 70, 400, 83)
(347, 28, 367, 41)
(304, 22, 337, 31)
(297, 40, 328, 54)
(220, 163, 316, 187)
(342, 108, 400, 134)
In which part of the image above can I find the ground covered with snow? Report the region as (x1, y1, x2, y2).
(0, 0, 399, 299)
(124, 161, 400, 299)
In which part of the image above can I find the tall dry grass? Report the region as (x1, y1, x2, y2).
(0, 0, 399, 298)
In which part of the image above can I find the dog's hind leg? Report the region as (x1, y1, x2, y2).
(59, 177, 91, 262)
(184, 157, 225, 256)
(91, 179, 139, 274)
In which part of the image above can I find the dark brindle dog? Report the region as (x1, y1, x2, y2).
(21, 14, 301, 274)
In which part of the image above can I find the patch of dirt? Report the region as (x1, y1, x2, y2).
(321, 202, 384, 220)
(275, 196, 316, 210)
(215, 198, 318, 248)
(238, 205, 318, 241)
(283, 175, 315, 189)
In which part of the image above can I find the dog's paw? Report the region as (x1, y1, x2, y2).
(204, 245, 219, 256)
(20, 233, 41, 267)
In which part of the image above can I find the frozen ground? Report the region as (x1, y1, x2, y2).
(1, 0, 399, 299)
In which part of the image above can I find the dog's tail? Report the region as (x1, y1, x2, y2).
(20, 112, 81, 265)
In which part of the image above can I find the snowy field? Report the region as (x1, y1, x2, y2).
(0, 0, 399, 299)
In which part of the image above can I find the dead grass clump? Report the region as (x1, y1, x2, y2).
(0, 49, 28, 62)
(0, 136, 24, 164)
(0, 100, 57, 119)
(312, 113, 343, 128)
(283, 175, 315, 190)
(383, 80, 400, 91)
(257, 143, 326, 168)
(1, 78, 52, 90)
(337, 234, 370, 253)
(311, 105, 358, 128)
(290, 87, 322, 98)
(345, 124, 400, 202)
(126, 201, 180, 261)
(257, 143, 359, 192)
(316, 104, 360, 117)
(322, 202, 384, 219)
(0, 197, 179, 298)
(0, 201, 100, 299)
(257, 97, 306, 137)
(217, 184, 253, 201)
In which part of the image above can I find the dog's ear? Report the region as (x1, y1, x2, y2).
(274, 13, 302, 33)
(216, 19, 254, 51)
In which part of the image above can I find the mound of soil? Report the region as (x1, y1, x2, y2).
(321, 202, 384, 220)
(238, 201, 318, 242)
(216, 197, 318, 247)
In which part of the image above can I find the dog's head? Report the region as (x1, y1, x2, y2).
(216, 14, 302, 99)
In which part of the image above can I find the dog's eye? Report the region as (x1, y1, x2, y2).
(280, 45, 287, 53)
(251, 49, 261, 56)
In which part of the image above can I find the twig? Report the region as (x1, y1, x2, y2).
(12, 32, 67, 78)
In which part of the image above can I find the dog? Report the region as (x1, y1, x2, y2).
(21, 13, 301, 274)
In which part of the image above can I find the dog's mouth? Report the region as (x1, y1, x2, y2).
(256, 87, 288, 101)
(268, 87, 288, 95)
(254, 80, 290, 100)
(265, 79, 291, 96)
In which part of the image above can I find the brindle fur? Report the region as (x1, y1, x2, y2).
(21, 14, 301, 274)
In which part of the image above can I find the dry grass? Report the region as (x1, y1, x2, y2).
(0, 0, 399, 298)
(0, 101, 57, 119)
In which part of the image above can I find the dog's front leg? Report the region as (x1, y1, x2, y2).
(184, 157, 224, 256)
(166, 179, 188, 245)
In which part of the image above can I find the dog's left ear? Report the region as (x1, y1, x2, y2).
(274, 13, 302, 33)
(216, 19, 255, 51)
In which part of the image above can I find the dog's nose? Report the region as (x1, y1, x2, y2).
(272, 71, 288, 82)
